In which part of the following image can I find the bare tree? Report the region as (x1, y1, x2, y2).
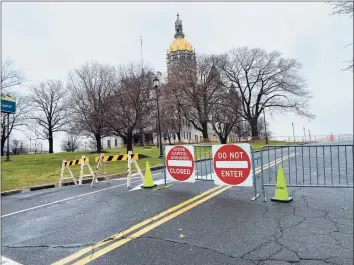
(60, 133, 81, 152)
(210, 84, 242, 144)
(27, 80, 68, 153)
(220, 47, 314, 140)
(169, 55, 225, 141)
(329, 1, 353, 71)
(10, 139, 29, 155)
(160, 83, 183, 142)
(67, 61, 115, 153)
(254, 118, 272, 140)
(87, 139, 98, 151)
(329, 1, 353, 16)
(232, 119, 249, 141)
(1, 59, 26, 92)
(1, 94, 30, 156)
(106, 64, 154, 153)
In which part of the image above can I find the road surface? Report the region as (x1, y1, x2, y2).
(1, 141, 353, 265)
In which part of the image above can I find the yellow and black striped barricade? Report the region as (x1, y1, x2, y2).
(93, 151, 143, 188)
(59, 156, 95, 187)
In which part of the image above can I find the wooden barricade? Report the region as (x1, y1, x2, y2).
(93, 151, 144, 188)
(59, 156, 95, 187)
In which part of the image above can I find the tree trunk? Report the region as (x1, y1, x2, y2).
(202, 122, 209, 142)
(48, 130, 54, 153)
(95, 134, 102, 153)
(167, 134, 172, 145)
(220, 137, 227, 144)
(126, 132, 133, 153)
(176, 132, 181, 143)
(250, 118, 260, 140)
(1, 137, 5, 156)
(139, 128, 144, 146)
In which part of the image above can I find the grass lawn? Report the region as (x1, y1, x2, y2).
(1, 140, 299, 191)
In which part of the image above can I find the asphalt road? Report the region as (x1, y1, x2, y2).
(1, 141, 353, 265)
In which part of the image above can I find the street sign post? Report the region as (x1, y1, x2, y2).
(165, 145, 195, 183)
(1, 96, 16, 114)
(1, 95, 16, 161)
(212, 144, 253, 186)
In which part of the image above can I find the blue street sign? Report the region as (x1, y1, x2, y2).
(1, 96, 16, 114)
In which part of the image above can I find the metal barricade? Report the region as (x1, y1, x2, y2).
(259, 144, 354, 201)
(194, 145, 213, 181)
(163, 144, 261, 200)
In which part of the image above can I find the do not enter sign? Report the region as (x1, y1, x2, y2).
(212, 144, 253, 186)
(165, 145, 195, 183)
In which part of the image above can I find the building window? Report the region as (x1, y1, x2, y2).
(107, 140, 111, 148)
(189, 132, 191, 139)
(115, 139, 118, 147)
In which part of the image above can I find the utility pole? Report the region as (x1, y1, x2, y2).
(303, 127, 306, 142)
(5, 113, 10, 161)
(263, 108, 268, 144)
(292, 123, 295, 142)
(308, 129, 311, 142)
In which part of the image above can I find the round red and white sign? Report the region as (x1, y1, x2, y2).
(166, 145, 195, 182)
(213, 144, 252, 186)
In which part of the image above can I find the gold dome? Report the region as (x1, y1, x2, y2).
(168, 37, 193, 55)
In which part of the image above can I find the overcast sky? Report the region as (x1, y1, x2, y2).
(2, 2, 353, 152)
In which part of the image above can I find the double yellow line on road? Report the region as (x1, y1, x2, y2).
(52, 154, 294, 265)
(52, 185, 229, 265)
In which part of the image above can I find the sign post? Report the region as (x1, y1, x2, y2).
(212, 144, 253, 186)
(165, 145, 195, 183)
(1, 95, 16, 161)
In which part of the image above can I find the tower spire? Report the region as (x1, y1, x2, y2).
(174, 12, 185, 39)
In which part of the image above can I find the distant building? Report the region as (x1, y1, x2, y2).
(101, 13, 238, 149)
(165, 13, 214, 143)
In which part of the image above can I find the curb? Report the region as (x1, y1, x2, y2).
(0, 146, 297, 197)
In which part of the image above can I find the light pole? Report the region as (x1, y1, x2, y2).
(292, 123, 295, 142)
(263, 108, 268, 144)
(308, 129, 311, 142)
(5, 113, 10, 161)
(303, 127, 306, 142)
(153, 76, 163, 158)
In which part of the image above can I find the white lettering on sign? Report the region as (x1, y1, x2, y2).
(221, 170, 243, 178)
(170, 149, 189, 160)
(217, 152, 227, 159)
(230, 152, 244, 159)
(169, 168, 191, 174)
(217, 152, 244, 159)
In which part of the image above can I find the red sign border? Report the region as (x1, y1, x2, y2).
(212, 144, 253, 186)
(165, 145, 195, 182)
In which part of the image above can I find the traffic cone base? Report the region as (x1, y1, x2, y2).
(141, 184, 157, 189)
(271, 196, 293, 202)
(271, 165, 293, 203)
(141, 161, 157, 189)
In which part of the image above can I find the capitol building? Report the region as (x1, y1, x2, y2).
(101, 14, 236, 149)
